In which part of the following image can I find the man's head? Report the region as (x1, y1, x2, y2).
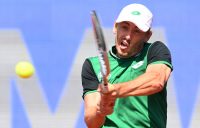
(115, 3, 153, 32)
(113, 3, 153, 58)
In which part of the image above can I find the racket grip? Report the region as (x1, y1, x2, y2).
(101, 79, 108, 93)
(103, 77, 108, 86)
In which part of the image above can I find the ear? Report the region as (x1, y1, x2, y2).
(144, 30, 152, 42)
(113, 22, 117, 34)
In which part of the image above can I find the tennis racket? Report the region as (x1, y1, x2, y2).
(90, 10, 110, 86)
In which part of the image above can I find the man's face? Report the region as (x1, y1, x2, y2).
(115, 21, 151, 58)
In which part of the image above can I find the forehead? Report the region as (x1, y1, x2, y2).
(118, 21, 140, 30)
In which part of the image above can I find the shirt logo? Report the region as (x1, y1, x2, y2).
(132, 61, 144, 69)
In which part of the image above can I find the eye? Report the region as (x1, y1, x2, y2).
(120, 24, 129, 31)
(132, 29, 142, 34)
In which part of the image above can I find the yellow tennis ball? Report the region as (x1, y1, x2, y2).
(15, 61, 35, 78)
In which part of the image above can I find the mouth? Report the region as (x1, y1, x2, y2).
(119, 40, 129, 50)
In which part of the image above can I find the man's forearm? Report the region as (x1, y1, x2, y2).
(84, 92, 107, 128)
(85, 110, 105, 128)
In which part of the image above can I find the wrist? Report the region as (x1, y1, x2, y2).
(96, 110, 106, 118)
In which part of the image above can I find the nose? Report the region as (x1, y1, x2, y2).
(125, 34, 131, 40)
(125, 28, 133, 40)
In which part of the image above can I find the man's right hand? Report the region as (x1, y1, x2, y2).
(97, 83, 118, 116)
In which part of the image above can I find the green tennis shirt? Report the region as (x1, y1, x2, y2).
(81, 41, 173, 128)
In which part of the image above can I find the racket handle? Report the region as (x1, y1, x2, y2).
(102, 77, 108, 86)
(101, 78, 108, 93)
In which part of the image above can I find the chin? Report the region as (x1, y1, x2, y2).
(116, 45, 129, 57)
(117, 51, 129, 58)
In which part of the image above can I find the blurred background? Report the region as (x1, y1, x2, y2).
(0, 0, 200, 128)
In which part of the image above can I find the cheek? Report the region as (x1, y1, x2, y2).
(115, 33, 121, 44)
(116, 31, 126, 41)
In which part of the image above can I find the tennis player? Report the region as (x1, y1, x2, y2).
(81, 3, 173, 128)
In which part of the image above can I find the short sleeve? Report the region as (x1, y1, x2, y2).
(147, 41, 173, 70)
(81, 59, 99, 98)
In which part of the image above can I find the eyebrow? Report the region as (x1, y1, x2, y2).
(121, 21, 143, 32)
(120, 21, 130, 26)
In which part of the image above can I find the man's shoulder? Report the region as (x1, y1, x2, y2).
(87, 56, 99, 62)
(85, 56, 100, 68)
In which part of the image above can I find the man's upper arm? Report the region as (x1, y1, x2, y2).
(146, 64, 172, 85)
(146, 41, 173, 84)
(84, 92, 100, 108)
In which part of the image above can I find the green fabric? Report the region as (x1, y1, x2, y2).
(150, 61, 173, 71)
(87, 43, 169, 128)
